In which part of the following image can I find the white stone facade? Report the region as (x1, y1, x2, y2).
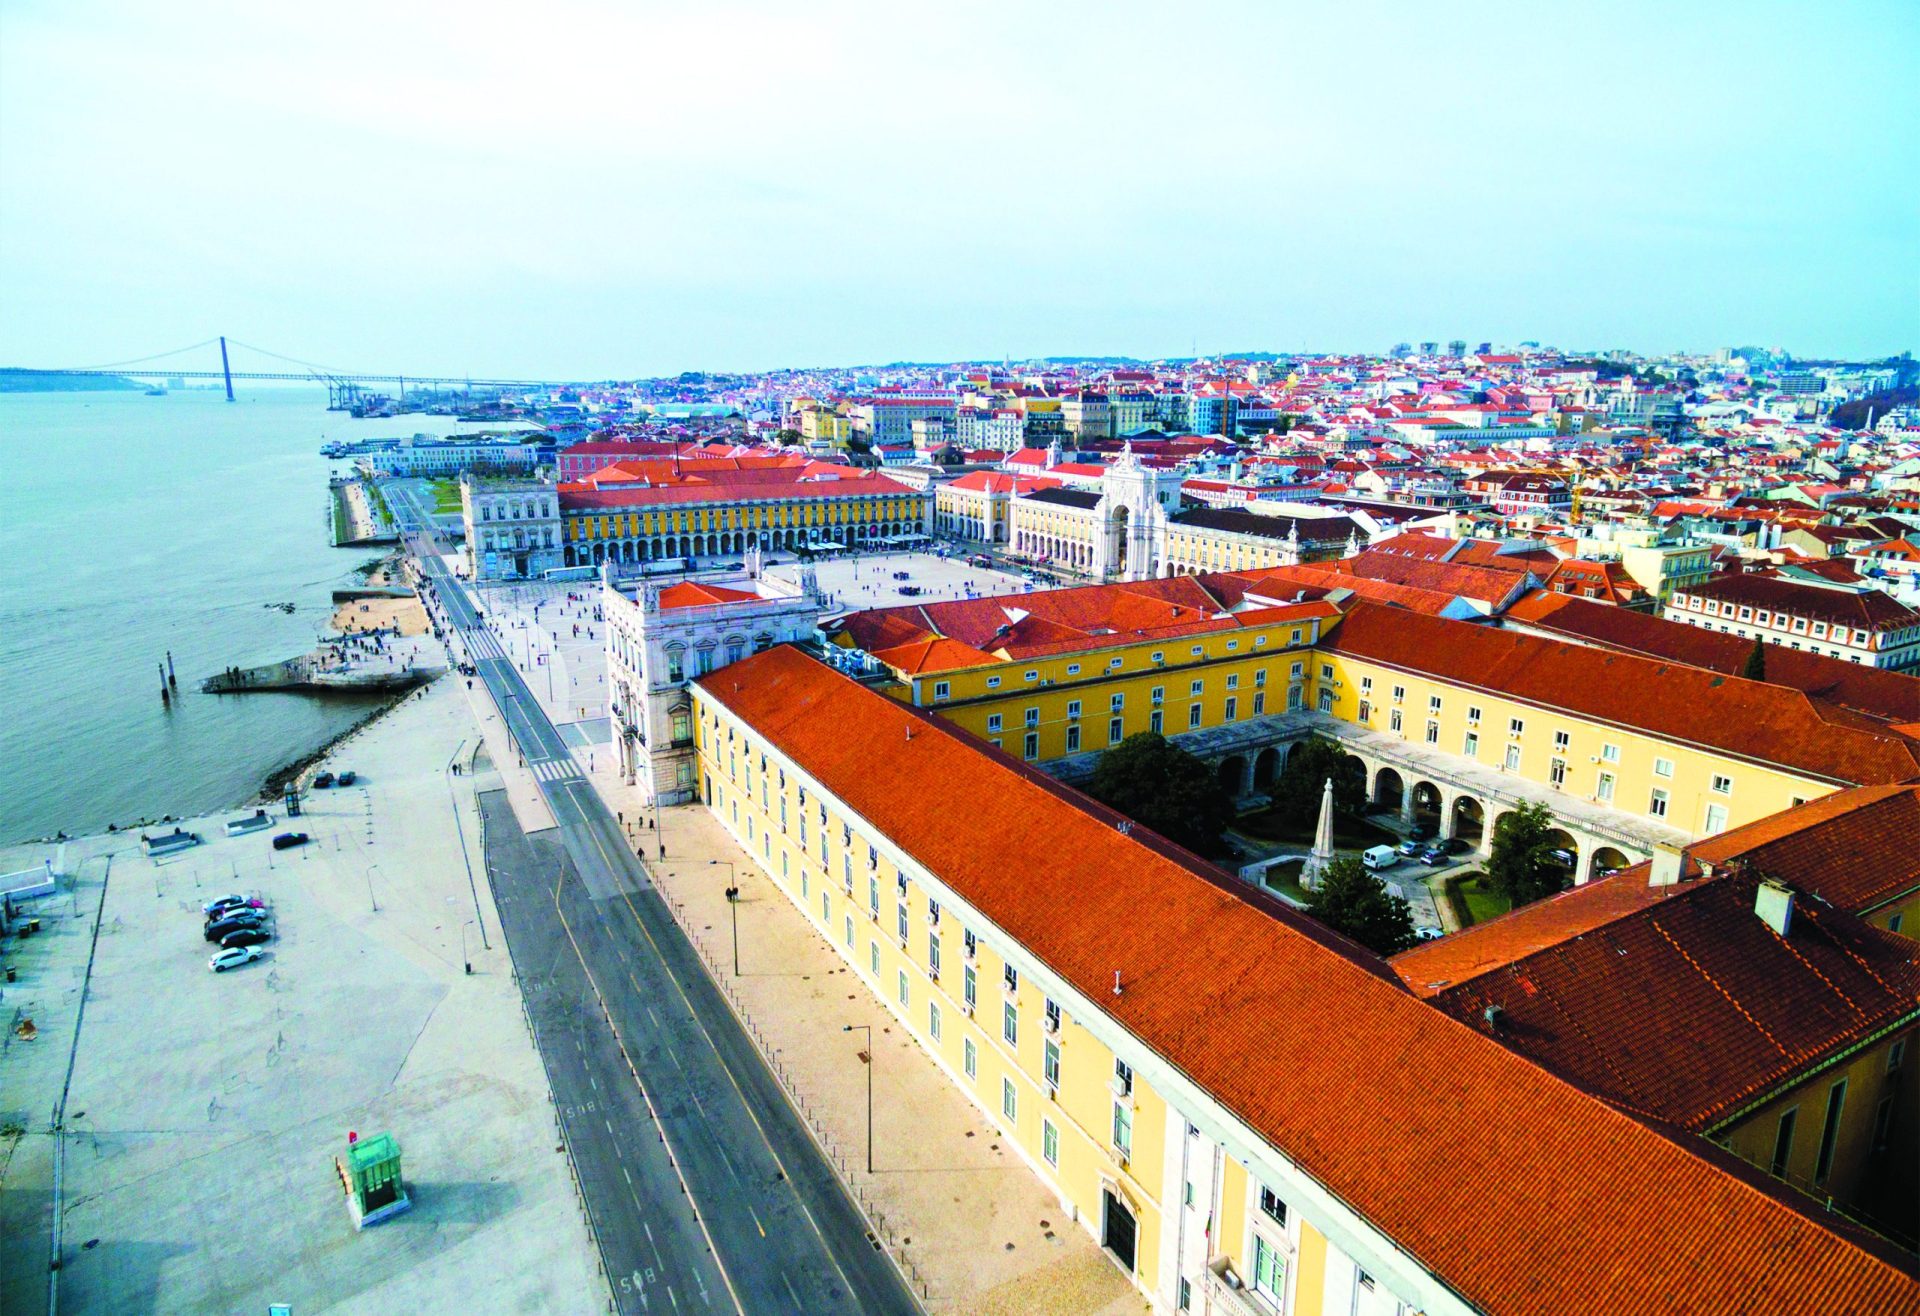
(462, 476, 563, 580)
(603, 561, 825, 803)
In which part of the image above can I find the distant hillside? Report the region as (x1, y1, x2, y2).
(0, 369, 143, 393)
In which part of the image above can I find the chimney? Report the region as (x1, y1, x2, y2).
(1648, 843, 1686, 887)
(1755, 880, 1794, 937)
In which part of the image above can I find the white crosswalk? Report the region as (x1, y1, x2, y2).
(529, 758, 583, 784)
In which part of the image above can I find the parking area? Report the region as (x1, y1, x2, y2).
(0, 679, 603, 1314)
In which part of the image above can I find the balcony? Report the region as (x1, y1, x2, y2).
(1204, 1256, 1276, 1316)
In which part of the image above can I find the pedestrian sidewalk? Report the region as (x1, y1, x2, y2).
(584, 760, 1139, 1316)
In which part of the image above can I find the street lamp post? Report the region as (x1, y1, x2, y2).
(364, 863, 380, 914)
(843, 1023, 873, 1173)
(461, 919, 473, 974)
(712, 860, 739, 975)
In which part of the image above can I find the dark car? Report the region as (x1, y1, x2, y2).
(900, 586, 922, 596)
(1408, 822, 1436, 841)
(272, 832, 309, 850)
(312, 771, 335, 789)
(205, 911, 269, 942)
(220, 927, 273, 949)
(1420, 843, 1454, 866)
(335, 770, 357, 787)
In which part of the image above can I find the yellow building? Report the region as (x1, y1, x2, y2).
(558, 456, 931, 566)
(832, 579, 1920, 880)
(688, 643, 1920, 1315)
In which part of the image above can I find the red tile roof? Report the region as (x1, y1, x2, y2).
(1679, 572, 1920, 632)
(1505, 593, 1920, 725)
(1326, 552, 1535, 607)
(656, 581, 760, 610)
(697, 646, 1920, 1315)
(1396, 862, 1920, 1132)
(1322, 604, 1920, 787)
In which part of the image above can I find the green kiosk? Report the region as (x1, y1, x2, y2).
(335, 1131, 412, 1229)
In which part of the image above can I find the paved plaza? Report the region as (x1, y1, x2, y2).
(0, 680, 604, 1315)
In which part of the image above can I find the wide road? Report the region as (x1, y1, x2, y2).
(404, 514, 918, 1316)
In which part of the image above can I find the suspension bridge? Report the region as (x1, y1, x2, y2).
(14, 336, 611, 407)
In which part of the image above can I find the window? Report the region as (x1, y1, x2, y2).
(1711, 775, 1732, 795)
(1066, 664, 1081, 676)
(1004, 963, 1019, 992)
(1290, 661, 1305, 680)
(987, 713, 1003, 733)
(1189, 679, 1204, 696)
(1319, 663, 1333, 680)
(933, 681, 950, 701)
(1024, 732, 1038, 760)
(1024, 707, 1039, 728)
(1066, 699, 1082, 721)
(1151, 685, 1164, 705)
(1649, 788, 1669, 818)
(1259, 1186, 1288, 1226)
(964, 1038, 977, 1079)
(1045, 997, 1061, 1033)
(986, 676, 1001, 689)
(1188, 704, 1202, 728)
(1150, 652, 1164, 665)
(1464, 732, 1479, 757)
(1508, 716, 1524, 737)
(1252, 1234, 1286, 1302)
(929, 1001, 942, 1041)
(869, 875, 879, 918)
(964, 964, 977, 1009)
(1253, 693, 1265, 715)
(1553, 729, 1570, 751)
(1226, 673, 1239, 690)
(1467, 706, 1482, 726)
(1110, 692, 1125, 712)
(1042, 1119, 1059, 1166)
(1359, 676, 1372, 694)
(1654, 757, 1674, 778)
(1391, 684, 1405, 703)
(1114, 1057, 1133, 1095)
(1389, 709, 1402, 733)
(1504, 744, 1521, 771)
(1601, 743, 1620, 764)
(897, 970, 909, 1005)
(1044, 1039, 1060, 1089)
(1815, 1078, 1848, 1183)
(1255, 668, 1268, 687)
(1705, 802, 1728, 834)
(1024, 670, 1038, 682)
(1893, 913, 1906, 935)
(1109, 717, 1124, 744)
(1425, 721, 1439, 744)
(1597, 772, 1615, 803)
(869, 942, 880, 976)
(1428, 695, 1442, 714)
(1224, 696, 1238, 721)
(1150, 710, 1163, 734)
(897, 903, 909, 942)
(1550, 758, 1566, 787)
(1003, 1002, 1018, 1046)
(1112, 1101, 1133, 1157)
(1002, 1077, 1017, 1122)
(1065, 725, 1081, 753)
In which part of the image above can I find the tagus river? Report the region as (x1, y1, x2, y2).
(0, 389, 491, 842)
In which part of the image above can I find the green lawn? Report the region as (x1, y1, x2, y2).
(427, 478, 464, 514)
(1234, 806, 1399, 850)
(1444, 871, 1511, 928)
(1259, 858, 1310, 905)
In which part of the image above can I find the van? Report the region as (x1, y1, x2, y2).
(1361, 845, 1398, 871)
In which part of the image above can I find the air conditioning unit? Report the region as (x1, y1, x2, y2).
(1109, 1074, 1133, 1100)
(1044, 1016, 1061, 1037)
(926, 909, 939, 924)
(961, 1002, 975, 1018)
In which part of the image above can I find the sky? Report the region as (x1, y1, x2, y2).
(2, 0, 1915, 378)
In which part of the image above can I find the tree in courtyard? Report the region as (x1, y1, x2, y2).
(1740, 636, 1766, 682)
(1304, 855, 1417, 956)
(1486, 800, 1566, 908)
(1086, 732, 1235, 856)
(1270, 736, 1367, 832)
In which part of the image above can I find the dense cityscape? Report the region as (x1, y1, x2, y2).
(5, 1, 1918, 1312)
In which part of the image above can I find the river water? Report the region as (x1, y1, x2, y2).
(0, 389, 490, 843)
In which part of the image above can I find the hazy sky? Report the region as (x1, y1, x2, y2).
(3, 0, 1914, 377)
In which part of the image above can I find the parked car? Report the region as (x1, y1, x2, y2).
(1413, 926, 1445, 942)
(209, 946, 263, 973)
(312, 771, 335, 789)
(1396, 838, 1424, 858)
(272, 832, 309, 850)
(203, 898, 264, 924)
(335, 770, 357, 786)
(205, 911, 269, 942)
(1408, 822, 1436, 841)
(220, 927, 273, 949)
(1419, 843, 1454, 866)
(1361, 844, 1398, 871)
(202, 894, 257, 917)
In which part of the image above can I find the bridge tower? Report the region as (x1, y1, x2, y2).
(218, 335, 234, 402)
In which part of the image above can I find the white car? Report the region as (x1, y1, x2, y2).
(209, 945, 263, 973)
(1413, 925, 1445, 942)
